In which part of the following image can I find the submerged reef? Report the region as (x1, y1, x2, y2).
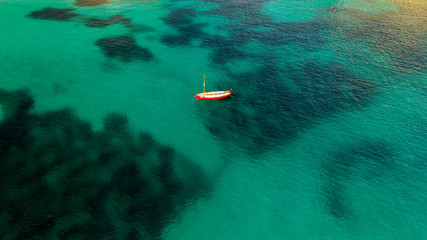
(338, 4, 426, 72)
(75, 0, 109, 7)
(75, 0, 157, 7)
(84, 14, 133, 28)
(0, 89, 209, 239)
(200, 61, 376, 154)
(28, 7, 135, 29)
(161, 1, 324, 60)
(27, 8, 78, 21)
(28, 7, 154, 64)
(161, 1, 380, 154)
(321, 141, 395, 220)
(161, 8, 205, 46)
(96, 35, 154, 62)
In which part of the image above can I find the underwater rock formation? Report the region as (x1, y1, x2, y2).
(161, 2, 377, 154)
(163, 8, 196, 26)
(321, 141, 395, 220)
(341, 6, 426, 72)
(28, 7, 153, 66)
(75, 0, 158, 7)
(0, 89, 209, 239)
(75, 0, 109, 7)
(200, 61, 376, 154)
(161, 1, 325, 58)
(29, 7, 135, 29)
(161, 9, 205, 46)
(96, 35, 154, 62)
(84, 14, 133, 28)
(27, 8, 78, 21)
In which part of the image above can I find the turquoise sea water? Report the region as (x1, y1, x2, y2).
(0, 0, 426, 239)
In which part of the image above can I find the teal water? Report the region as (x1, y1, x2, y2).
(0, 0, 426, 239)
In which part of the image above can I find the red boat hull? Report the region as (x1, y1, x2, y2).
(196, 90, 231, 100)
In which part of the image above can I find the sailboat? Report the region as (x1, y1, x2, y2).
(196, 75, 232, 100)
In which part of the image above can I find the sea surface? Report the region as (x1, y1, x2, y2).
(0, 0, 426, 239)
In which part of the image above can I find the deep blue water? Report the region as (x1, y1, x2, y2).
(0, 0, 426, 239)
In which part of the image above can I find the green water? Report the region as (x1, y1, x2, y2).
(0, 0, 426, 239)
